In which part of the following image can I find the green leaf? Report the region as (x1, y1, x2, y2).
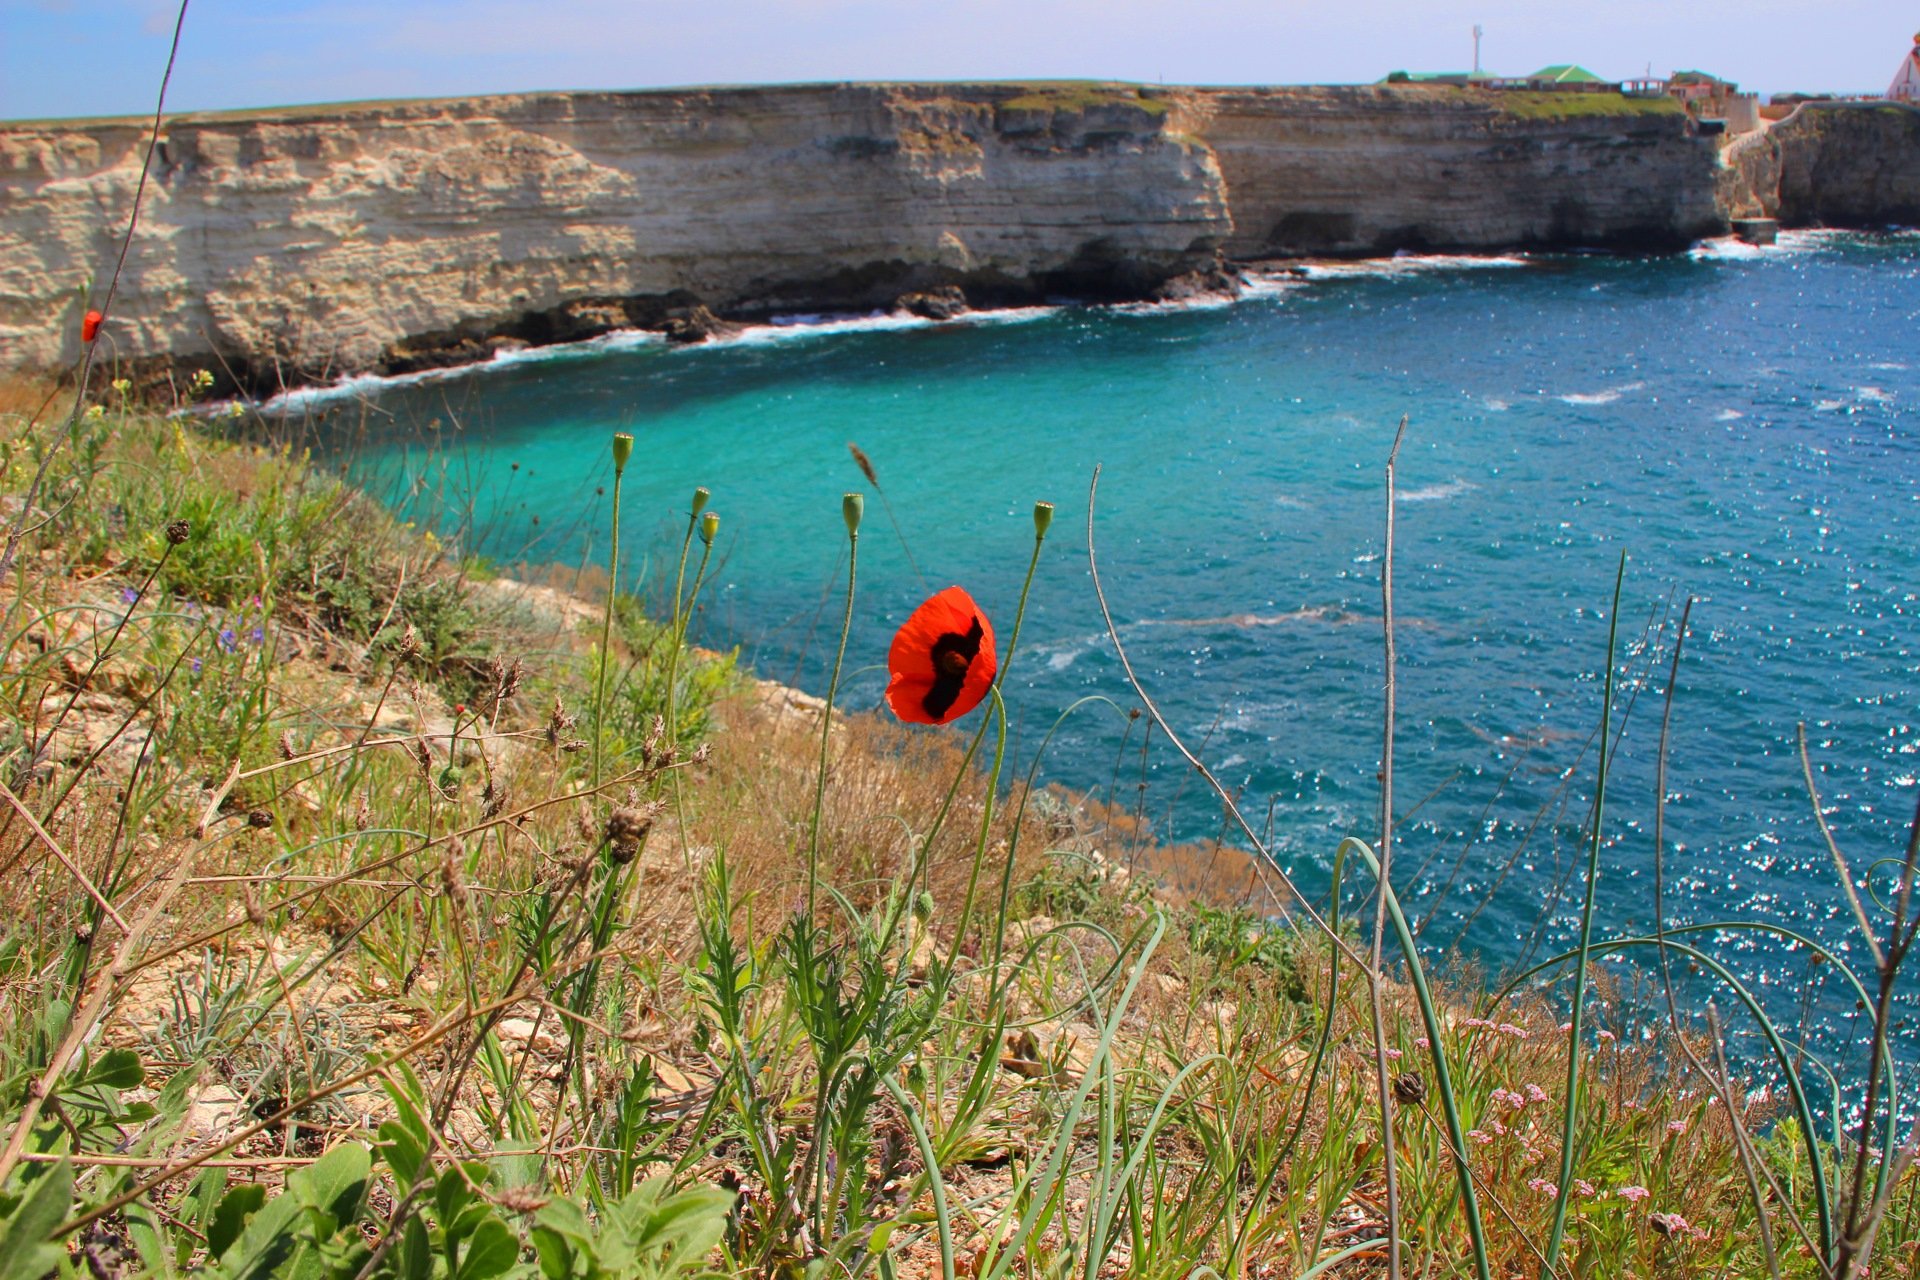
(530, 1227, 573, 1280)
(288, 1143, 371, 1229)
(377, 1119, 428, 1190)
(79, 1048, 145, 1091)
(0, 1158, 72, 1280)
(400, 1214, 432, 1280)
(435, 1165, 476, 1233)
(454, 1216, 519, 1280)
(208, 1184, 267, 1260)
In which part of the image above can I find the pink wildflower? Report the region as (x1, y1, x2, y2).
(1596, 1029, 1616, 1043)
(1667, 1119, 1689, 1135)
(1526, 1178, 1558, 1197)
(1617, 1186, 1651, 1203)
(1526, 1083, 1549, 1104)
(1497, 1022, 1530, 1040)
(1575, 1180, 1596, 1197)
(1468, 1129, 1493, 1146)
(1414, 1036, 1430, 1049)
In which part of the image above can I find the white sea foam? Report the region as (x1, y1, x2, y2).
(1714, 408, 1746, 422)
(1687, 237, 1773, 262)
(1855, 385, 1895, 403)
(1814, 398, 1848, 412)
(1109, 293, 1241, 316)
(1484, 398, 1511, 413)
(1240, 273, 1310, 301)
(1397, 478, 1476, 504)
(717, 310, 933, 348)
(1557, 381, 1646, 406)
(259, 327, 669, 412)
(1292, 252, 1530, 281)
(1689, 227, 1913, 263)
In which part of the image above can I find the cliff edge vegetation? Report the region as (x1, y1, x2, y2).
(1, 377, 1915, 1278)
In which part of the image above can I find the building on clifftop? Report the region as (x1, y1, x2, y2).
(1890, 33, 1920, 102)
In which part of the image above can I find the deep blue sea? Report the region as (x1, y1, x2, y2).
(287, 230, 1919, 1073)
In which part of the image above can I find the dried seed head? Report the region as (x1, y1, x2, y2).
(440, 843, 470, 909)
(545, 696, 575, 748)
(278, 729, 298, 761)
(482, 775, 508, 819)
(246, 808, 274, 830)
(494, 1186, 549, 1214)
(398, 625, 421, 661)
(605, 804, 657, 863)
(606, 805, 660, 867)
(353, 793, 372, 830)
(244, 885, 267, 927)
(164, 518, 191, 546)
(848, 442, 880, 487)
(1392, 1072, 1426, 1106)
(408, 737, 433, 777)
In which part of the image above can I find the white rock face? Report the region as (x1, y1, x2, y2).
(0, 83, 1727, 388)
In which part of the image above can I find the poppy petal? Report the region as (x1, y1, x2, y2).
(887, 586, 997, 725)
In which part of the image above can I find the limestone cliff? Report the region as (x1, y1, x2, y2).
(0, 82, 1733, 391)
(1723, 102, 1920, 227)
(1185, 87, 1719, 258)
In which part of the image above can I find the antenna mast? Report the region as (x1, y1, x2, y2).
(1473, 24, 1484, 74)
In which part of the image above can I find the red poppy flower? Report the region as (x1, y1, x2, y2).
(81, 309, 103, 343)
(887, 586, 997, 725)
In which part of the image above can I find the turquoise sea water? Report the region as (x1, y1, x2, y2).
(295, 231, 1919, 1062)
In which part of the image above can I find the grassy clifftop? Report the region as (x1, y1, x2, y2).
(0, 380, 1912, 1277)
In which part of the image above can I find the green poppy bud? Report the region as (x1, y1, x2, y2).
(843, 492, 864, 537)
(699, 511, 719, 545)
(691, 486, 711, 516)
(611, 432, 634, 475)
(1033, 501, 1054, 539)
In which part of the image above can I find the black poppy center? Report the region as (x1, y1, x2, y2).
(923, 616, 984, 720)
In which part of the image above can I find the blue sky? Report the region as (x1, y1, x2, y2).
(3, 0, 1912, 120)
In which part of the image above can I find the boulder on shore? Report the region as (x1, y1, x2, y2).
(894, 285, 969, 320)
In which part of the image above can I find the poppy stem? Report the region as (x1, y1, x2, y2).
(591, 443, 630, 790)
(950, 518, 1048, 961)
(663, 488, 711, 751)
(807, 509, 859, 921)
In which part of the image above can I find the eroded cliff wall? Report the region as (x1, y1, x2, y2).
(1, 84, 1225, 388)
(1723, 102, 1920, 227)
(1188, 88, 1720, 258)
(0, 82, 1731, 390)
